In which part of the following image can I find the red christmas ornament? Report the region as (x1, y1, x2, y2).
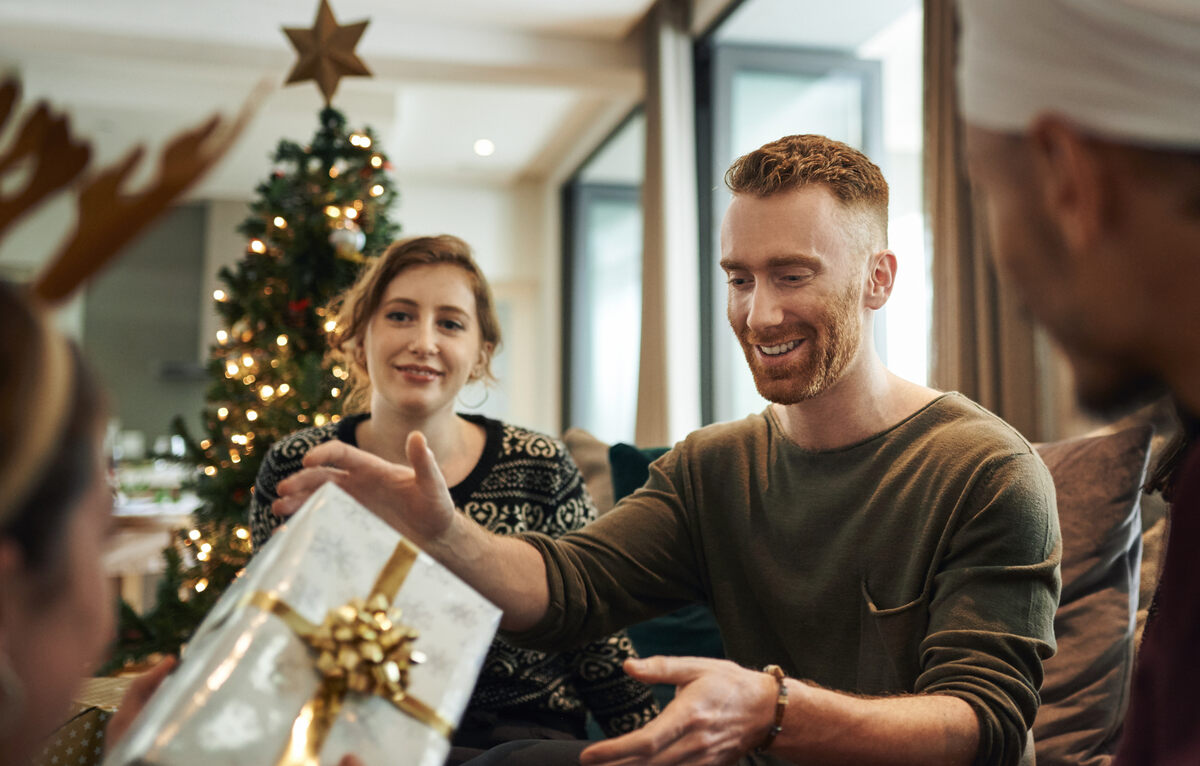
(288, 297, 311, 314)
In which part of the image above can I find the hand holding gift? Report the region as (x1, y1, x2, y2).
(275, 431, 456, 547)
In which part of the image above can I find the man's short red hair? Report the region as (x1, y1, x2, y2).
(725, 134, 889, 253)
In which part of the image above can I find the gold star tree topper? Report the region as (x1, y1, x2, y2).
(283, 0, 371, 105)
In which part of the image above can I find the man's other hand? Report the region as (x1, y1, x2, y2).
(580, 656, 777, 766)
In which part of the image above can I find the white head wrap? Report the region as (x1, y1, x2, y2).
(957, 0, 1200, 148)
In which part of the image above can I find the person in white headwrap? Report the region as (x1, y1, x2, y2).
(957, 0, 1200, 763)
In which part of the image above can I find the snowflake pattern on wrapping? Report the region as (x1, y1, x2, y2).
(247, 413, 658, 736)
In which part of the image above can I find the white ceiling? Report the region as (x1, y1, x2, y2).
(0, 0, 658, 198)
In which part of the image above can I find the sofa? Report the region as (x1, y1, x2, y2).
(563, 422, 1163, 766)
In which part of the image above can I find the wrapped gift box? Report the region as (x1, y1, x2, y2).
(104, 482, 501, 766)
(36, 677, 131, 766)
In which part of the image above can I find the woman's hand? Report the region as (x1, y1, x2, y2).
(274, 431, 457, 546)
(104, 655, 177, 752)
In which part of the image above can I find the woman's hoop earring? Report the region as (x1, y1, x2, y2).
(0, 650, 25, 735)
(457, 382, 489, 410)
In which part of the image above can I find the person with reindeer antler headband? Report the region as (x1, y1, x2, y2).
(0, 77, 363, 766)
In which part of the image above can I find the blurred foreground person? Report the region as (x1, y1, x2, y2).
(957, 0, 1200, 762)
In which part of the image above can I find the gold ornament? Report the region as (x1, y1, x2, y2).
(283, 0, 371, 105)
(329, 218, 366, 261)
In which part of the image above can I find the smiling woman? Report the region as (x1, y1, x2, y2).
(248, 234, 660, 764)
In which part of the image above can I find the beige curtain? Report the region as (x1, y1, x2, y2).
(924, 0, 1061, 441)
(635, 0, 702, 447)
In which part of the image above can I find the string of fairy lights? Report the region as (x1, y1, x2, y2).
(175, 128, 388, 597)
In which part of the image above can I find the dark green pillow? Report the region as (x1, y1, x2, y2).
(608, 442, 670, 502)
(608, 443, 724, 709)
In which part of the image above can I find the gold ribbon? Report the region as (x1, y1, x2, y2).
(246, 538, 453, 766)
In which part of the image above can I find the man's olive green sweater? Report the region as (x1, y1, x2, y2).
(511, 393, 1061, 766)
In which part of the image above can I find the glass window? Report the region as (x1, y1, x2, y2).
(562, 111, 644, 444)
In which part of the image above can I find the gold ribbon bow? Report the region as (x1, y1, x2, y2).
(246, 538, 453, 766)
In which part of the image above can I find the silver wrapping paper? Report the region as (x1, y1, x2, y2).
(104, 481, 501, 766)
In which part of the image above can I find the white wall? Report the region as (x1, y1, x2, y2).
(396, 178, 557, 434)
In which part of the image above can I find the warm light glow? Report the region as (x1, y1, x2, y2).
(188, 529, 202, 541)
(246, 410, 258, 421)
(225, 361, 239, 376)
(249, 239, 266, 254)
(297, 414, 308, 423)
(200, 439, 211, 449)
(325, 205, 341, 218)
(197, 550, 210, 562)
(200, 542, 212, 553)
(241, 354, 254, 368)
(260, 385, 275, 400)
(230, 452, 241, 464)
(343, 207, 358, 219)
(324, 319, 337, 332)
(278, 383, 290, 395)
(216, 329, 229, 344)
(370, 155, 383, 168)
(370, 184, 384, 197)
(217, 407, 229, 420)
(314, 414, 327, 426)
(332, 365, 345, 379)
(273, 216, 287, 228)
(204, 466, 217, 476)
(276, 334, 288, 347)
(231, 434, 246, 445)
(331, 387, 341, 398)
(350, 133, 372, 148)
(473, 138, 495, 157)
(235, 528, 250, 540)
(329, 166, 339, 178)
(213, 289, 227, 302)
(242, 374, 256, 385)
(331, 414, 342, 423)
(195, 578, 209, 592)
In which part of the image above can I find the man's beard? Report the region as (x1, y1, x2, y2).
(734, 281, 863, 405)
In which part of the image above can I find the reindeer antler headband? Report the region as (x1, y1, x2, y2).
(0, 76, 258, 528)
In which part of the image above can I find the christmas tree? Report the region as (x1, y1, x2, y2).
(105, 106, 399, 669)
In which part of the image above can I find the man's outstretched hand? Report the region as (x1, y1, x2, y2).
(274, 431, 456, 546)
(580, 656, 777, 766)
